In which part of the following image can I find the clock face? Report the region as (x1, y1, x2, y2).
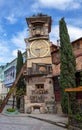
(30, 40, 50, 57)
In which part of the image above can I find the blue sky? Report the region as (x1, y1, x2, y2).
(0, 0, 82, 65)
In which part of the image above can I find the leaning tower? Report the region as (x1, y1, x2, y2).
(24, 14, 55, 114)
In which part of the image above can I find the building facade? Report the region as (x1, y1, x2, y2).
(0, 65, 7, 99)
(0, 51, 26, 100)
(51, 37, 82, 113)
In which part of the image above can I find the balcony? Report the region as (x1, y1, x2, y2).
(25, 63, 52, 76)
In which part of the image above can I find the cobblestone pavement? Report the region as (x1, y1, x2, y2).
(0, 114, 67, 130)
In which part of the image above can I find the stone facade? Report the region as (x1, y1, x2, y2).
(24, 14, 55, 114)
(25, 75, 55, 113)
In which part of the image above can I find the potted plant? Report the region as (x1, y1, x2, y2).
(6, 108, 18, 114)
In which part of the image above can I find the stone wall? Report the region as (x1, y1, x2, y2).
(25, 75, 56, 114)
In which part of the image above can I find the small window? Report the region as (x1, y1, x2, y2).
(36, 84, 44, 89)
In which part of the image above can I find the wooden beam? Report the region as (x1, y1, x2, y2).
(65, 86, 82, 92)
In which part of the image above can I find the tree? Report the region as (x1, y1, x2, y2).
(59, 18, 76, 114)
(16, 50, 26, 110)
(79, 72, 82, 85)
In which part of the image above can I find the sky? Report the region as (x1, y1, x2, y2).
(0, 0, 82, 65)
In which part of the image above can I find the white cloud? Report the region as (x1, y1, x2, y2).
(37, 0, 81, 10)
(12, 48, 25, 57)
(0, 0, 30, 21)
(0, 40, 9, 55)
(0, 39, 14, 64)
(0, 25, 4, 33)
(11, 28, 27, 52)
(50, 24, 82, 44)
(12, 49, 18, 57)
(68, 25, 82, 41)
(31, 3, 40, 13)
(5, 14, 17, 24)
(0, 23, 6, 38)
(0, 27, 27, 65)
(66, 18, 82, 27)
(50, 25, 59, 44)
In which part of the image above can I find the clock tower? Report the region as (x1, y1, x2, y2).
(24, 14, 55, 114)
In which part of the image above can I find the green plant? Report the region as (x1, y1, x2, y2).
(7, 108, 16, 112)
(74, 113, 82, 122)
(59, 17, 76, 114)
(16, 50, 26, 109)
(70, 113, 82, 122)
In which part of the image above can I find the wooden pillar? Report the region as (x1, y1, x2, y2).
(67, 92, 70, 127)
